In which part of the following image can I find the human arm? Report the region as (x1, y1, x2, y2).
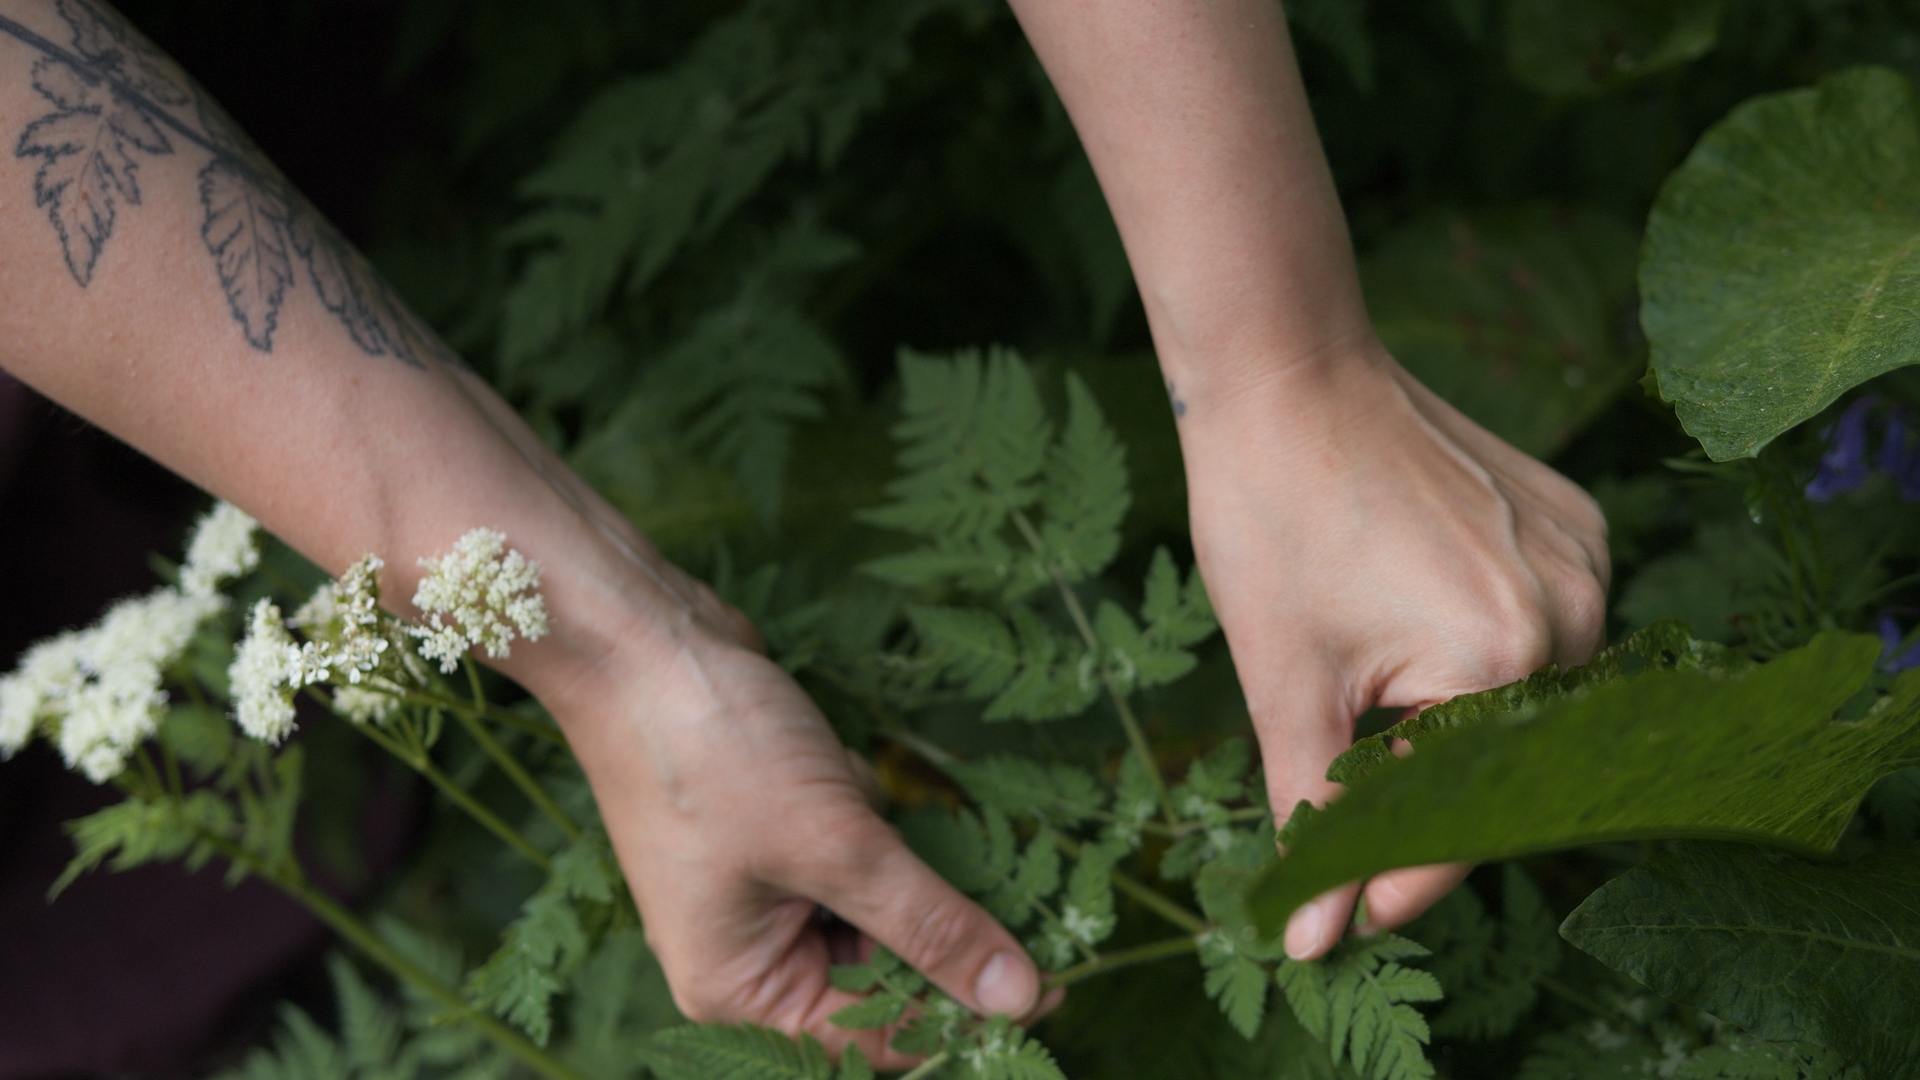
(1006, 0, 1610, 956)
(0, 0, 1039, 1062)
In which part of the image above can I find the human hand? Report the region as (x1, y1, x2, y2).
(545, 581, 1046, 1068)
(1174, 342, 1609, 959)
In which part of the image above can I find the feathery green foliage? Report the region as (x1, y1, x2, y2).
(465, 829, 620, 1045)
(1279, 935, 1444, 1080)
(1408, 866, 1561, 1040)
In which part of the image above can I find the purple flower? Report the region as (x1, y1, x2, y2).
(1880, 410, 1920, 500)
(1806, 397, 1876, 501)
(1880, 613, 1920, 674)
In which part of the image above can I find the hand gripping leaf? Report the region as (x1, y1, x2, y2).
(1643, 66, 1920, 460)
(1250, 632, 1920, 934)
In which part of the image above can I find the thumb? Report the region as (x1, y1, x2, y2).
(784, 810, 1040, 1018)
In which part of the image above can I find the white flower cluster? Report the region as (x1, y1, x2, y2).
(229, 598, 301, 744)
(228, 555, 416, 742)
(179, 501, 261, 597)
(0, 502, 259, 782)
(411, 529, 549, 673)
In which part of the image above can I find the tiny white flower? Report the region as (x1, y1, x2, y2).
(411, 529, 549, 673)
(229, 599, 302, 744)
(179, 501, 260, 597)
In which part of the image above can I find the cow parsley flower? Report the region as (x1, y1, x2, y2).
(291, 556, 397, 686)
(0, 632, 85, 759)
(229, 599, 303, 744)
(411, 529, 549, 673)
(6, 587, 227, 783)
(179, 501, 260, 597)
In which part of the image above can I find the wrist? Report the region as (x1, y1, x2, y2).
(473, 527, 736, 726)
(1163, 332, 1400, 463)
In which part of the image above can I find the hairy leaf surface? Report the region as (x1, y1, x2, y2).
(1253, 633, 1920, 933)
(1643, 67, 1920, 459)
(1564, 842, 1920, 1079)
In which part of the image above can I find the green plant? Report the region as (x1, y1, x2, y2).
(20, 0, 1920, 1076)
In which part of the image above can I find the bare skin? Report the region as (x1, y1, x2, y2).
(1008, 0, 1610, 958)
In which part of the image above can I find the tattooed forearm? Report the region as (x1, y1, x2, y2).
(0, 0, 449, 366)
(1166, 380, 1187, 419)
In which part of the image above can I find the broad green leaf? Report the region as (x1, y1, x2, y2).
(1251, 633, 1920, 934)
(1504, 0, 1723, 99)
(1643, 67, 1920, 460)
(1564, 842, 1920, 1079)
(1331, 620, 1746, 786)
(1360, 205, 1643, 458)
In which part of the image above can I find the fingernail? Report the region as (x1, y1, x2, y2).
(975, 951, 1038, 1016)
(1284, 899, 1329, 961)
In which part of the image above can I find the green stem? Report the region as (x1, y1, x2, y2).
(199, 831, 589, 1080)
(1043, 935, 1201, 991)
(1011, 511, 1178, 827)
(402, 689, 567, 746)
(351, 714, 552, 871)
(446, 675, 580, 843)
(160, 739, 184, 798)
(1110, 868, 1209, 935)
(1050, 832, 1209, 935)
(897, 1050, 952, 1080)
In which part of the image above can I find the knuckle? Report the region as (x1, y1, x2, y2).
(890, 895, 981, 977)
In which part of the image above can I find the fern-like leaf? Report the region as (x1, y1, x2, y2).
(949, 756, 1107, 825)
(1280, 934, 1442, 1080)
(1035, 373, 1129, 582)
(1201, 933, 1273, 1040)
(52, 790, 233, 896)
(465, 830, 619, 1044)
(639, 1023, 838, 1080)
(861, 347, 1051, 542)
(907, 605, 1097, 721)
(1414, 865, 1560, 1040)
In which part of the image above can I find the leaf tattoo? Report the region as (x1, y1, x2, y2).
(15, 56, 171, 285)
(199, 159, 296, 350)
(1, 2, 439, 366)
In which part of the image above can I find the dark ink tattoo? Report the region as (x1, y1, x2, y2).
(1166, 380, 1187, 419)
(1, 0, 449, 366)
